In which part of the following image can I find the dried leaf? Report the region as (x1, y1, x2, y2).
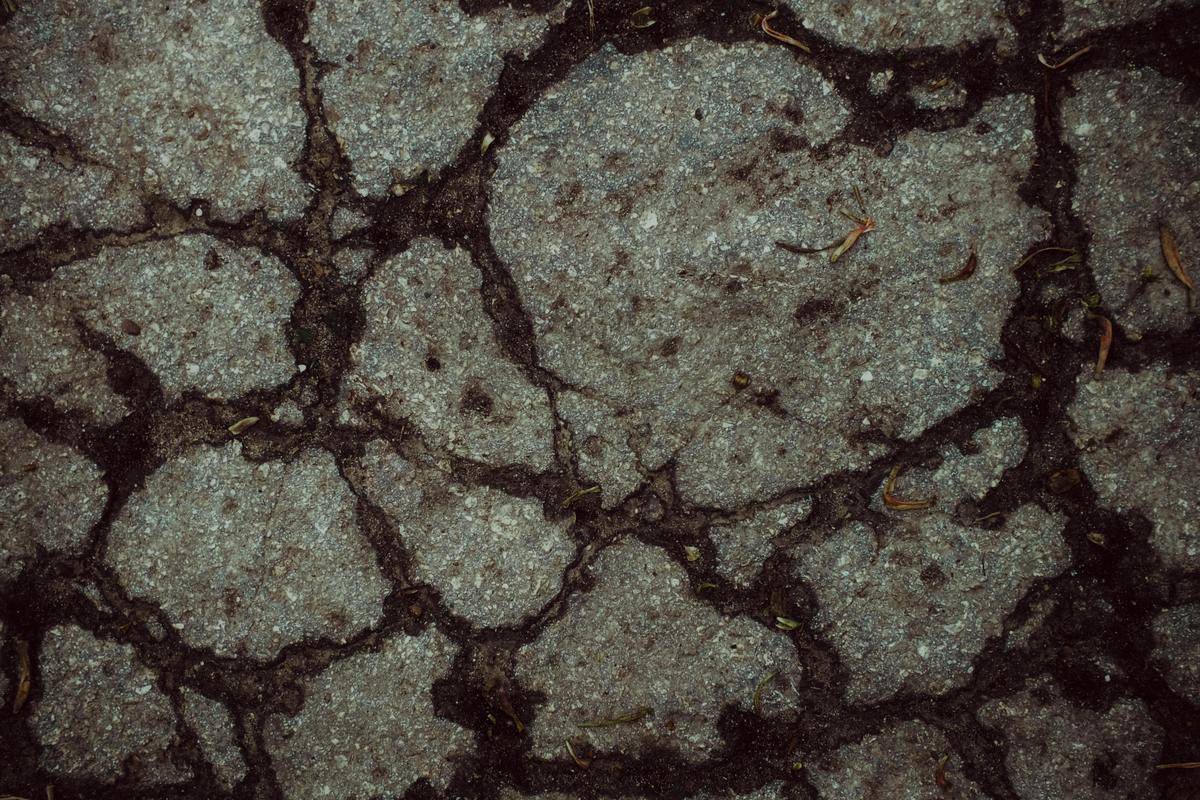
(13, 639, 30, 713)
(934, 753, 951, 789)
(1095, 315, 1112, 378)
(751, 670, 778, 713)
(1047, 252, 1082, 272)
(731, 371, 751, 389)
(1087, 531, 1106, 546)
(883, 465, 935, 511)
(1160, 225, 1195, 306)
(1037, 44, 1093, 70)
(560, 485, 600, 508)
(1157, 762, 1200, 769)
(757, 10, 811, 53)
(630, 6, 655, 28)
(830, 225, 870, 263)
(586, 0, 595, 31)
(565, 739, 591, 768)
(683, 545, 701, 562)
(775, 616, 801, 631)
(1012, 246, 1075, 272)
(938, 250, 977, 284)
(775, 239, 835, 255)
(227, 416, 259, 436)
(480, 132, 495, 154)
(579, 706, 652, 728)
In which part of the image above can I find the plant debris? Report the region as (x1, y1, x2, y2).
(883, 465, 935, 510)
(751, 670, 778, 713)
(696, 581, 718, 592)
(1037, 44, 1093, 70)
(565, 738, 591, 768)
(561, 485, 600, 508)
(227, 416, 259, 435)
(579, 706, 652, 728)
(731, 371, 751, 389)
(1094, 315, 1112, 378)
(938, 250, 977, 283)
(777, 186, 874, 263)
(1160, 225, 1195, 306)
(1087, 531, 1106, 547)
(1157, 762, 1200, 769)
(480, 132, 495, 154)
(1047, 468, 1081, 494)
(630, 6, 655, 28)
(754, 10, 811, 53)
(775, 616, 801, 631)
(683, 545, 701, 562)
(14, 639, 31, 713)
(934, 753, 951, 789)
(1012, 246, 1076, 272)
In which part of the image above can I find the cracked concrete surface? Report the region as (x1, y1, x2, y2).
(1, 1, 1198, 799)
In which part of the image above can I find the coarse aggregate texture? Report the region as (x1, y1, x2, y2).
(3, 0, 1199, 798)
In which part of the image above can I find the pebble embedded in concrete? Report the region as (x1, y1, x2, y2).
(265, 628, 471, 798)
(346, 238, 555, 470)
(0, 0, 308, 220)
(1068, 366, 1200, 569)
(515, 541, 803, 759)
(106, 443, 390, 660)
(795, 504, 1068, 703)
(29, 625, 185, 784)
(1063, 69, 1199, 339)
(492, 39, 1047, 506)
(0, 418, 108, 582)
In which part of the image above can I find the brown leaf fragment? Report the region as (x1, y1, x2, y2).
(939, 250, 977, 284)
(13, 639, 31, 713)
(883, 465, 935, 510)
(934, 753, 951, 789)
(756, 10, 811, 52)
(1087, 531, 1106, 546)
(1048, 468, 1081, 494)
(1160, 225, 1195, 306)
(1157, 761, 1200, 769)
(775, 239, 835, 255)
(1094, 315, 1112, 378)
(227, 416, 259, 436)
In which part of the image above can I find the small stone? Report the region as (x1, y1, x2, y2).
(807, 720, 988, 800)
(106, 443, 389, 660)
(516, 541, 802, 759)
(978, 675, 1163, 800)
(265, 628, 471, 798)
(30, 625, 185, 784)
(1, 418, 108, 583)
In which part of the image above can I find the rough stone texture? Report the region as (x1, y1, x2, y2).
(1068, 366, 1200, 569)
(1059, 0, 1173, 38)
(784, 0, 1015, 52)
(795, 504, 1069, 703)
(1064, 69, 1199, 339)
(870, 416, 1028, 514)
(47, 235, 299, 401)
(807, 720, 988, 800)
(310, 0, 554, 197)
(346, 238, 555, 469)
(349, 440, 574, 627)
(0, 418, 107, 582)
(492, 40, 1046, 507)
(911, 79, 968, 110)
(29, 625, 184, 784)
(710, 498, 813, 588)
(1152, 603, 1200, 704)
(0, 290, 129, 422)
(107, 443, 389, 660)
(516, 541, 803, 759)
(0, 131, 141, 249)
(0, 0, 308, 220)
(978, 676, 1163, 800)
(557, 388, 646, 508)
(180, 687, 246, 791)
(265, 628, 471, 798)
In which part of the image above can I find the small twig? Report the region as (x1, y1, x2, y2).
(1012, 246, 1076, 272)
(756, 10, 811, 53)
(883, 465, 935, 510)
(561, 485, 600, 508)
(1157, 761, 1200, 769)
(1094, 315, 1113, 378)
(1037, 44, 1093, 70)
